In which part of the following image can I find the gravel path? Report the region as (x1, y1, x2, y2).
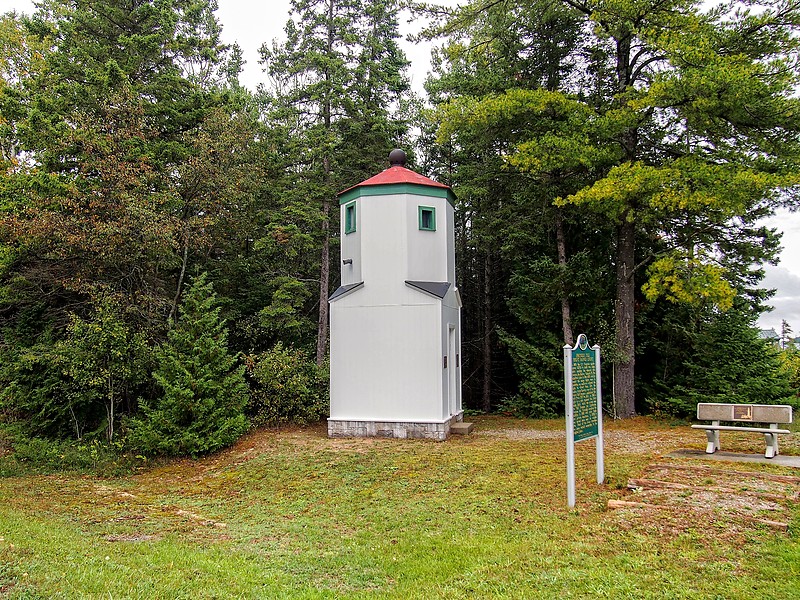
(477, 427, 699, 454)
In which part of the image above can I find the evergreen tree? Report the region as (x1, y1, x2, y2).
(0, 0, 233, 326)
(129, 273, 248, 457)
(659, 306, 796, 416)
(260, 0, 410, 364)
(434, 0, 800, 416)
(781, 319, 793, 350)
(0, 321, 74, 439)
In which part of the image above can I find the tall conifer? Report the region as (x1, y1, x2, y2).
(434, 0, 800, 416)
(260, 0, 410, 364)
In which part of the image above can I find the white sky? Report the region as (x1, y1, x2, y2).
(1, 0, 797, 331)
(216, 0, 292, 89)
(759, 210, 800, 331)
(214, 0, 443, 93)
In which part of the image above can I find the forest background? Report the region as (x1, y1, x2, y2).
(2, 0, 800, 462)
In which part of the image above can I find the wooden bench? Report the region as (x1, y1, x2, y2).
(691, 403, 793, 459)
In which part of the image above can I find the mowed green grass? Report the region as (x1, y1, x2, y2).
(0, 417, 798, 599)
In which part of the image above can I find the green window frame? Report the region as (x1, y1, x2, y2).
(344, 201, 356, 234)
(418, 206, 436, 231)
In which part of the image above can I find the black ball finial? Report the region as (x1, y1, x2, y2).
(388, 148, 407, 167)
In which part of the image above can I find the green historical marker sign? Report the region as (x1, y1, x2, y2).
(571, 343, 599, 442)
(564, 334, 604, 508)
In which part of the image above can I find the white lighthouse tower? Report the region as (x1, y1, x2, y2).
(327, 150, 463, 440)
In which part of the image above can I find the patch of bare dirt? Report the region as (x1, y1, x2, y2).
(478, 429, 565, 440)
(93, 484, 137, 500)
(171, 508, 227, 528)
(608, 463, 800, 540)
(103, 534, 160, 542)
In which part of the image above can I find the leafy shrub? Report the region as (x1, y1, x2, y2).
(779, 348, 800, 397)
(57, 296, 150, 442)
(0, 297, 150, 442)
(0, 434, 144, 477)
(245, 343, 328, 427)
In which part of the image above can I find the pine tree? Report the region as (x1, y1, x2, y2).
(781, 319, 793, 350)
(260, 0, 410, 364)
(435, 0, 800, 416)
(129, 273, 248, 456)
(663, 307, 796, 415)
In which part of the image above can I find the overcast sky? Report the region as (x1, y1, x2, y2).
(216, 0, 292, 89)
(213, 0, 442, 93)
(2, 0, 798, 331)
(758, 209, 800, 331)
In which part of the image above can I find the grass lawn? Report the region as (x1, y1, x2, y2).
(0, 416, 798, 598)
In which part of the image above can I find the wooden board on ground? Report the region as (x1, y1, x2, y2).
(607, 462, 800, 535)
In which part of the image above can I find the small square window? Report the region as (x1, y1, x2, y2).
(344, 201, 356, 234)
(419, 206, 436, 231)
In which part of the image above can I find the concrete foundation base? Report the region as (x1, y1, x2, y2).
(328, 412, 464, 441)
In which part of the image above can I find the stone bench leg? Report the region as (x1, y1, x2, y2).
(765, 425, 780, 459)
(705, 421, 720, 454)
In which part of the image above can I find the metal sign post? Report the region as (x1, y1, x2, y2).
(564, 334, 604, 508)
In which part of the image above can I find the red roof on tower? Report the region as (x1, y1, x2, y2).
(337, 149, 453, 199)
(339, 165, 450, 196)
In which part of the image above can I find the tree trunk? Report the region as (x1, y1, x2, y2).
(169, 233, 189, 323)
(555, 209, 574, 346)
(69, 406, 82, 441)
(316, 160, 331, 367)
(614, 218, 636, 418)
(315, 0, 335, 367)
(612, 28, 637, 418)
(482, 252, 492, 413)
(106, 376, 115, 442)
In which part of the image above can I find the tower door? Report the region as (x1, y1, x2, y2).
(448, 325, 457, 416)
